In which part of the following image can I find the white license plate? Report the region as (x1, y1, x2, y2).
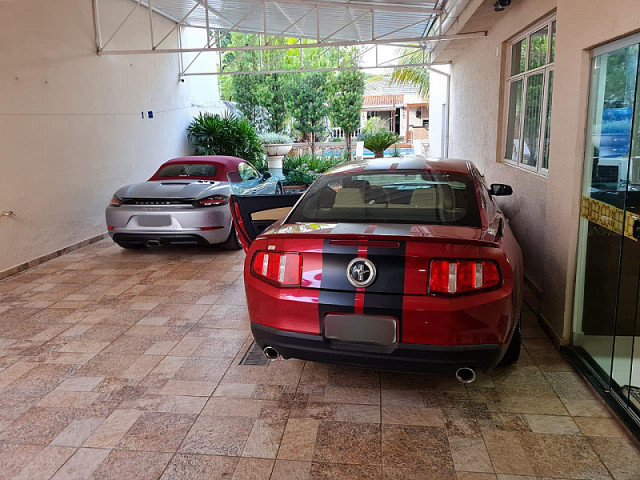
(138, 215, 171, 227)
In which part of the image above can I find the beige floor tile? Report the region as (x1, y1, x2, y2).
(12, 446, 76, 480)
(51, 417, 106, 446)
(51, 447, 111, 480)
(242, 418, 286, 459)
(314, 421, 381, 465)
(160, 380, 217, 397)
(574, 416, 628, 438)
(90, 450, 173, 480)
(232, 458, 274, 480)
(84, 409, 143, 448)
(448, 437, 494, 473)
(588, 436, 640, 480)
(271, 460, 311, 480)
(180, 415, 255, 456)
(335, 404, 380, 423)
(160, 453, 238, 479)
(55, 376, 104, 392)
(116, 411, 196, 452)
(202, 397, 264, 417)
(0, 444, 43, 480)
(525, 414, 581, 435)
(278, 418, 321, 461)
(381, 405, 444, 427)
(311, 463, 382, 479)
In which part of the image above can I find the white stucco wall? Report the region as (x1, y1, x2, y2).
(428, 64, 450, 158)
(431, 0, 640, 342)
(0, 0, 219, 273)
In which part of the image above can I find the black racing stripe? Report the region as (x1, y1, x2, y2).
(364, 242, 406, 341)
(318, 239, 358, 330)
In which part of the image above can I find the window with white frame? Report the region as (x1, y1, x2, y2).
(503, 17, 556, 174)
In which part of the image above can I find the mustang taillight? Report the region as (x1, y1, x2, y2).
(109, 196, 122, 207)
(429, 259, 501, 295)
(194, 195, 229, 207)
(251, 251, 301, 286)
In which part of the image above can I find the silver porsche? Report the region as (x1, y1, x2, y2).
(105, 156, 282, 249)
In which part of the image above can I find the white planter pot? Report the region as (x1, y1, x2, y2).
(263, 143, 292, 180)
(264, 143, 293, 156)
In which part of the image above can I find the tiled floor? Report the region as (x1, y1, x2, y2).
(0, 240, 639, 480)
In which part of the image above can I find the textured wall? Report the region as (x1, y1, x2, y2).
(0, 0, 205, 272)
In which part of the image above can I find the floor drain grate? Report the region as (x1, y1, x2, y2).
(239, 341, 269, 366)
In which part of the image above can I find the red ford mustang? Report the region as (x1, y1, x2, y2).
(231, 157, 523, 382)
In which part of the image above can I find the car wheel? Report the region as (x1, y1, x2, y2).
(499, 316, 521, 366)
(275, 183, 283, 194)
(222, 225, 243, 250)
(116, 242, 145, 250)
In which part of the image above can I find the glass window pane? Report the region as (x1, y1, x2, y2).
(550, 21, 556, 62)
(522, 73, 545, 167)
(542, 71, 554, 169)
(510, 39, 527, 76)
(528, 26, 549, 70)
(505, 79, 524, 161)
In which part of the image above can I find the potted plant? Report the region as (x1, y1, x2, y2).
(259, 132, 294, 179)
(362, 130, 401, 158)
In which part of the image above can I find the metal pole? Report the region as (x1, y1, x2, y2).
(178, 24, 184, 76)
(154, 2, 198, 49)
(205, 0, 211, 47)
(93, 0, 103, 53)
(148, 0, 155, 49)
(316, 6, 320, 42)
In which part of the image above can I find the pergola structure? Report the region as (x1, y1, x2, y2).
(93, 0, 485, 76)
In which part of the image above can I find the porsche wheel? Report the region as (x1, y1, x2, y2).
(222, 226, 243, 250)
(499, 316, 521, 366)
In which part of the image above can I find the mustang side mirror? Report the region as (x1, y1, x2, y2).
(489, 183, 513, 196)
(262, 171, 272, 181)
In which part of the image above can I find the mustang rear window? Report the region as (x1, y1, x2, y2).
(287, 170, 481, 227)
(156, 163, 218, 178)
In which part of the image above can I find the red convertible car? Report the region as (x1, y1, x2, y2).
(230, 157, 523, 382)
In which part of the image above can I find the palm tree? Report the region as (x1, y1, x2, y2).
(390, 48, 430, 97)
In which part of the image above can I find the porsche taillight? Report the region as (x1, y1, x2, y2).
(429, 259, 501, 295)
(251, 251, 301, 286)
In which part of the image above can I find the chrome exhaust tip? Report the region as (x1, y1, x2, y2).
(146, 240, 161, 247)
(263, 346, 279, 361)
(455, 367, 476, 384)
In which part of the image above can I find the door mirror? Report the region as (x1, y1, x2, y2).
(262, 171, 272, 181)
(489, 183, 513, 196)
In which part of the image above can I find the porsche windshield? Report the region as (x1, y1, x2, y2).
(287, 170, 481, 227)
(156, 163, 218, 178)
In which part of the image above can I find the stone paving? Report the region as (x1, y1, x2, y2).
(0, 240, 638, 479)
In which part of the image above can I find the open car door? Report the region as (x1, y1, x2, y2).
(230, 194, 302, 251)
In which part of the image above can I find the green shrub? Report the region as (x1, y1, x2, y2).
(285, 167, 317, 186)
(258, 132, 294, 144)
(283, 153, 343, 175)
(363, 130, 400, 158)
(187, 112, 263, 166)
(362, 117, 386, 136)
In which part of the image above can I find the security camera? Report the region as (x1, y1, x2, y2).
(494, 0, 511, 11)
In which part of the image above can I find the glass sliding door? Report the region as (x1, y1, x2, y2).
(573, 36, 640, 418)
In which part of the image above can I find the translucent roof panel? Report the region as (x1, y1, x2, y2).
(141, 0, 441, 43)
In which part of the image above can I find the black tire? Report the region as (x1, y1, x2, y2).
(222, 225, 243, 250)
(116, 243, 145, 250)
(499, 316, 521, 366)
(275, 183, 283, 194)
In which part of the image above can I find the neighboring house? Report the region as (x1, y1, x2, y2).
(360, 77, 428, 142)
(330, 77, 428, 141)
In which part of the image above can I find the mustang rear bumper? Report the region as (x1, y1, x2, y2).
(251, 323, 504, 372)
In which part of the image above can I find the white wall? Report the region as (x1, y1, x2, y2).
(428, 65, 450, 158)
(0, 0, 220, 273)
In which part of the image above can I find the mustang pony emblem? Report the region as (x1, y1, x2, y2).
(346, 258, 377, 288)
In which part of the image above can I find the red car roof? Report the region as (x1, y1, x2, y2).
(149, 156, 247, 181)
(325, 157, 472, 175)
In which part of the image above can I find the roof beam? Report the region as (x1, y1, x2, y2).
(100, 31, 487, 55)
(265, 0, 440, 15)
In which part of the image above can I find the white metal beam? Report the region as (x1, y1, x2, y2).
(265, 0, 440, 15)
(100, 31, 487, 55)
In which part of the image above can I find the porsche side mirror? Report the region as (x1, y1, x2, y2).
(262, 171, 272, 181)
(489, 183, 513, 196)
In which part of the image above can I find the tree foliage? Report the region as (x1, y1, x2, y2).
(390, 48, 429, 97)
(326, 70, 365, 157)
(287, 73, 329, 149)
